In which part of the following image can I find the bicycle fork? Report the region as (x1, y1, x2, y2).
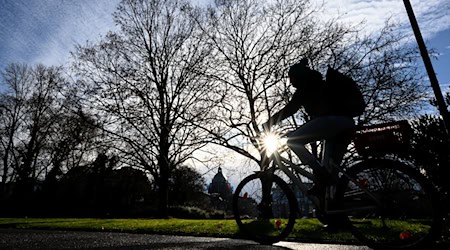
(258, 170, 275, 219)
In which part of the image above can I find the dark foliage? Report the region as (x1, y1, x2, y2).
(410, 115, 450, 192)
(168, 165, 206, 207)
(1, 154, 155, 218)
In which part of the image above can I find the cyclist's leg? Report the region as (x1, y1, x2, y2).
(287, 115, 354, 168)
(321, 134, 352, 180)
(287, 116, 354, 195)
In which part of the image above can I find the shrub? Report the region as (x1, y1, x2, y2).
(168, 206, 208, 219)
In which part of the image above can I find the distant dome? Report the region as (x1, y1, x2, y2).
(208, 167, 232, 198)
(211, 167, 227, 183)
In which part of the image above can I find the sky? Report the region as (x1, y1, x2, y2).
(0, 0, 119, 69)
(0, 0, 449, 85)
(1, 0, 449, 182)
(318, 0, 450, 90)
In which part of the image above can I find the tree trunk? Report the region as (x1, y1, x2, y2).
(157, 126, 170, 218)
(1, 151, 9, 197)
(158, 162, 170, 218)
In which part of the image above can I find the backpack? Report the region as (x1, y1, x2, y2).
(325, 67, 366, 117)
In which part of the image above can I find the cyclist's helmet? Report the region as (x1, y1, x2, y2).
(288, 58, 322, 88)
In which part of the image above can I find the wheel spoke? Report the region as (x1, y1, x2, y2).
(336, 159, 439, 249)
(233, 173, 297, 244)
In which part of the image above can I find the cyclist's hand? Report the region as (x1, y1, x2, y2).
(262, 122, 271, 132)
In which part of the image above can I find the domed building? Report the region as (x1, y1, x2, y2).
(208, 167, 232, 199)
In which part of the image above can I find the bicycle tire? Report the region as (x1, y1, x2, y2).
(232, 172, 298, 244)
(335, 158, 441, 249)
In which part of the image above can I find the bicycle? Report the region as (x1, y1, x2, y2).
(232, 120, 441, 249)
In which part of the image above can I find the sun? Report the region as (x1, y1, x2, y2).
(261, 132, 287, 156)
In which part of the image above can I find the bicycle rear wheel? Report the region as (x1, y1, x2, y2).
(232, 172, 297, 244)
(335, 159, 441, 249)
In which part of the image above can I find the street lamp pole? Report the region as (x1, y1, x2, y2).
(403, 0, 450, 138)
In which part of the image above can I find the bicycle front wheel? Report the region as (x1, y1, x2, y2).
(335, 159, 441, 249)
(232, 172, 297, 244)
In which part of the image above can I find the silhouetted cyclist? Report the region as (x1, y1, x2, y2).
(263, 58, 364, 196)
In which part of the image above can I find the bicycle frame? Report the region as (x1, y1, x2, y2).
(266, 144, 323, 210)
(234, 124, 439, 248)
(261, 141, 380, 215)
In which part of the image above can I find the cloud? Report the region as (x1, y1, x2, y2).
(1, 0, 449, 70)
(35, 0, 121, 66)
(0, 0, 120, 69)
(316, 0, 450, 39)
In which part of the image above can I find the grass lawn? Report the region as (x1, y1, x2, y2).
(0, 217, 359, 243)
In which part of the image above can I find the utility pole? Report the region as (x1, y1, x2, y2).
(403, 0, 450, 138)
(404, 3, 450, 241)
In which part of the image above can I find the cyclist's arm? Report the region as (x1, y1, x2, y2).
(265, 91, 302, 127)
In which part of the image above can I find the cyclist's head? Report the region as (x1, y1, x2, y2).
(288, 58, 322, 88)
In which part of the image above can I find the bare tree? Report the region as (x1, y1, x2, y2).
(193, 0, 355, 168)
(46, 109, 99, 176)
(72, 0, 221, 217)
(0, 64, 72, 198)
(196, 0, 426, 171)
(317, 21, 427, 124)
(0, 64, 30, 195)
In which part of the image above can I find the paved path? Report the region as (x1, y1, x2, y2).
(0, 228, 371, 249)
